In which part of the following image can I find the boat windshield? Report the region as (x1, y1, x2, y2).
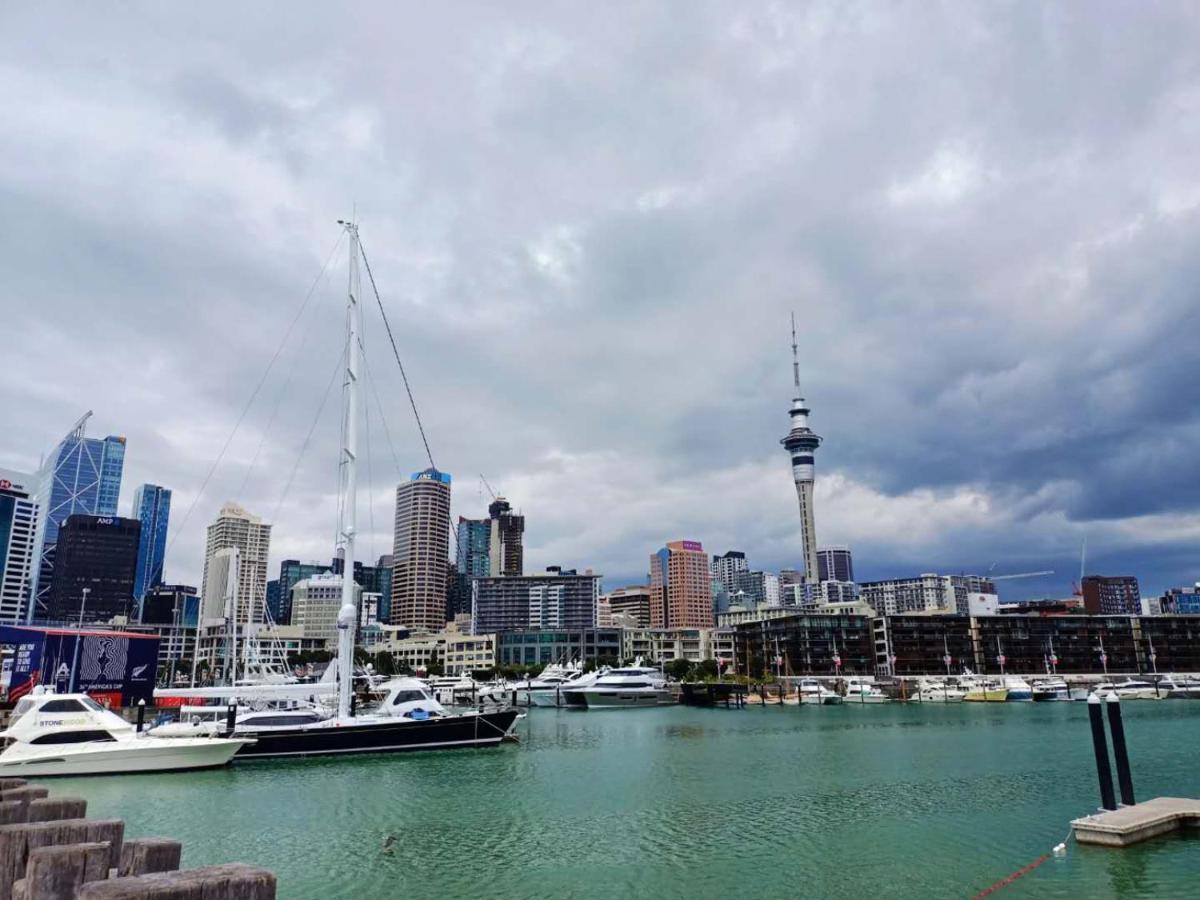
(8, 698, 35, 726)
(79, 697, 105, 712)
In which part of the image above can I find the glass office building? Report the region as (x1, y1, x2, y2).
(28, 416, 126, 618)
(131, 483, 171, 602)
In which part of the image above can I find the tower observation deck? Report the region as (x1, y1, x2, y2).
(780, 314, 822, 584)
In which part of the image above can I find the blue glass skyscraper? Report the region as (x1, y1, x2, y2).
(28, 413, 127, 620)
(131, 483, 171, 603)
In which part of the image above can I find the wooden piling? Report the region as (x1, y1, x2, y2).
(76, 863, 276, 899)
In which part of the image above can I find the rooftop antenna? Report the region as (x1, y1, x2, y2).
(790, 312, 800, 393)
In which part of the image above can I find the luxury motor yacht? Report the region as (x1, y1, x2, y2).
(842, 677, 889, 704)
(1003, 677, 1033, 702)
(0, 690, 251, 776)
(912, 681, 965, 703)
(514, 663, 582, 707)
(1092, 679, 1167, 700)
(560, 665, 675, 709)
(1161, 675, 1200, 699)
(797, 678, 843, 705)
(1031, 679, 1070, 701)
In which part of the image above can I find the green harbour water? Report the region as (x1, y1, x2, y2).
(56, 701, 1200, 899)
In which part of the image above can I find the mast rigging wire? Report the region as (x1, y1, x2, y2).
(358, 238, 437, 471)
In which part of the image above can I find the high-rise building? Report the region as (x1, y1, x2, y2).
(710, 551, 748, 593)
(446, 562, 472, 621)
(732, 570, 781, 607)
(650, 541, 713, 628)
(602, 585, 653, 628)
(271, 559, 330, 625)
(487, 498, 524, 577)
(365, 555, 393, 623)
(471, 567, 600, 634)
(0, 467, 40, 623)
(456, 517, 491, 578)
(391, 468, 451, 632)
(817, 546, 854, 583)
(780, 317, 822, 583)
(1081, 575, 1141, 616)
(200, 502, 271, 624)
(858, 573, 996, 617)
(140, 584, 199, 627)
(46, 514, 141, 622)
(28, 413, 126, 619)
(131, 484, 171, 604)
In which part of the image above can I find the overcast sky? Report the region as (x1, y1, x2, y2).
(2, 3, 1198, 601)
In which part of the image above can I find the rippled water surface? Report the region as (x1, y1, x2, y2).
(55, 701, 1200, 898)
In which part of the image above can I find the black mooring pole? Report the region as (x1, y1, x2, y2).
(225, 703, 237, 736)
(1105, 692, 1136, 806)
(1088, 694, 1117, 811)
(136, 699, 146, 733)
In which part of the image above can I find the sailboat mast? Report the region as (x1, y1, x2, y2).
(336, 220, 362, 722)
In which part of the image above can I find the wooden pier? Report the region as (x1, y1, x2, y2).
(1071, 797, 1200, 847)
(0, 778, 275, 899)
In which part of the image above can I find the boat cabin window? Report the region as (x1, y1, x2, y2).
(243, 714, 323, 726)
(8, 699, 35, 725)
(30, 730, 117, 744)
(615, 681, 650, 689)
(79, 697, 105, 712)
(38, 699, 89, 713)
(391, 690, 429, 705)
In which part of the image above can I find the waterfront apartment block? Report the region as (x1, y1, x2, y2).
(858, 573, 997, 616)
(0, 467, 39, 623)
(817, 545, 854, 583)
(471, 567, 600, 634)
(496, 628, 622, 667)
(734, 614, 877, 678)
(391, 468, 452, 632)
(200, 502, 272, 624)
(131, 483, 171, 603)
(650, 540, 713, 628)
(28, 415, 126, 617)
(46, 513, 141, 623)
(622, 627, 725, 664)
(1081, 575, 1141, 615)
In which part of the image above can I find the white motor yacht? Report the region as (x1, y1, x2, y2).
(1031, 679, 1069, 701)
(515, 664, 581, 707)
(1161, 675, 1200, 699)
(912, 681, 965, 703)
(1092, 679, 1167, 700)
(842, 677, 889, 704)
(560, 665, 674, 709)
(797, 678, 842, 705)
(0, 690, 250, 777)
(1003, 677, 1033, 702)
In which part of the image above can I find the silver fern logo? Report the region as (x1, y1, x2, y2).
(80, 637, 128, 681)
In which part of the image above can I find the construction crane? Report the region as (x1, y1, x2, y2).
(479, 473, 499, 502)
(988, 570, 1054, 582)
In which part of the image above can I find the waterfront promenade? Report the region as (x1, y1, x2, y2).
(51, 702, 1200, 898)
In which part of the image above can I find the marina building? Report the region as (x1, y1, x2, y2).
(45, 514, 141, 623)
(130, 483, 171, 603)
(28, 414, 126, 619)
(734, 613, 877, 678)
(391, 468, 451, 632)
(0, 467, 39, 623)
(622, 627, 722, 664)
(488, 497, 524, 577)
(650, 540, 713, 628)
(1081, 575, 1141, 616)
(472, 567, 600, 634)
(496, 628, 622, 668)
(1135, 617, 1200, 672)
(200, 502, 271, 625)
(443, 631, 496, 675)
(817, 546, 854, 583)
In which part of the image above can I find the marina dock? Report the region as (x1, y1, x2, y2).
(1071, 797, 1200, 847)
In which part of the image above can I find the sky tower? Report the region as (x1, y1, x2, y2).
(781, 313, 822, 584)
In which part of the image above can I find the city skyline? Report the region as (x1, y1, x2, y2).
(2, 6, 1199, 603)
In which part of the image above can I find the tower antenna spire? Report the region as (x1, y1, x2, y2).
(790, 311, 800, 392)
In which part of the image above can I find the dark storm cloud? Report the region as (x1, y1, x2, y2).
(1, 2, 1199, 599)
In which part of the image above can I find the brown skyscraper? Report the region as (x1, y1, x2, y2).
(391, 468, 451, 632)
(649, 540, 713, 628)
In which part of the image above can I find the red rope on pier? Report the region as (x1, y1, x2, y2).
(972, 853, 1051, 898)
